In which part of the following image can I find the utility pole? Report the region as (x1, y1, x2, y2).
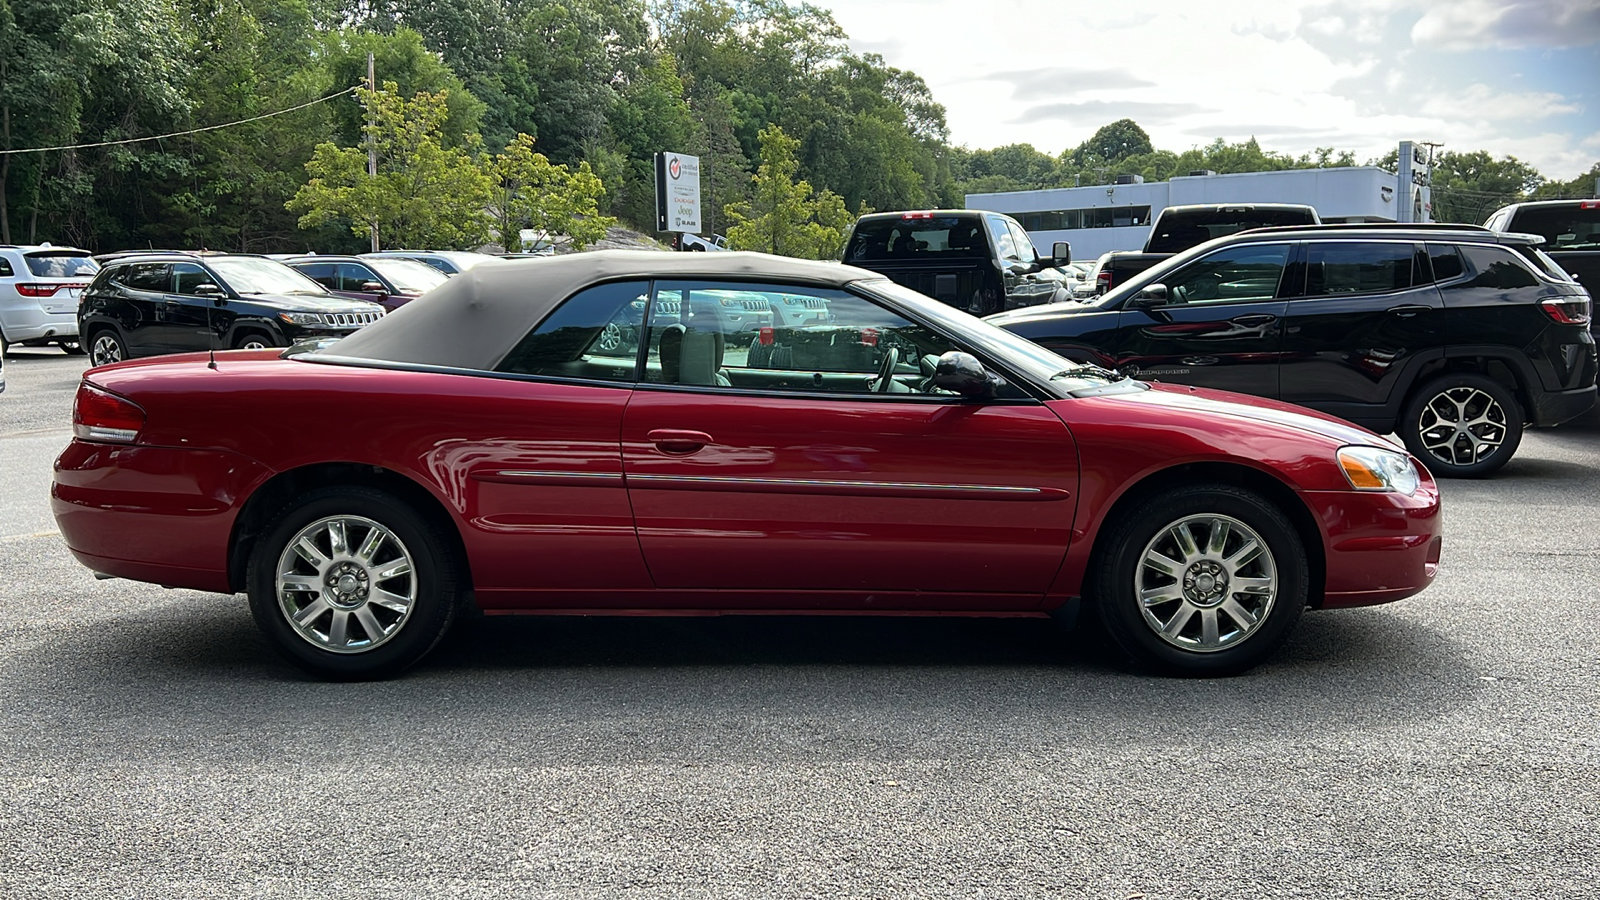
(367, 52, 378, 252)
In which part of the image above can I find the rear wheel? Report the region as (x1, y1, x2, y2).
(1398, 373, 1522, 478)
(1091, 484, 1307, 676)
(234, 331, 274, 350)
(246, 486, 461, 679)
(89, 329, 125, 365)
(59, 340, 85, 355)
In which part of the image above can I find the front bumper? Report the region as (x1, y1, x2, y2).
(1304, 473, 1443, 609)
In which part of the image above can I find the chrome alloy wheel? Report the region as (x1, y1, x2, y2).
(275, 515, 417, 653)
(91, 333, 124, 365)
(1135, 514, 1277, 653)
(596, 322, 624, 352)
(240, 337, 270, 350)
(1415, 386, 1508, 468)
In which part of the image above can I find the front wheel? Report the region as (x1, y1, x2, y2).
(1091, 484, 1308, 676)
(89, 330, 126, 365)
(246, 486, 461, 679)
(234, 331, 275, 350)
(1398, 374, 1522, 478)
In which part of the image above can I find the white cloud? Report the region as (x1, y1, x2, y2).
(1411, 0, 1600, 50)
(1418, 84, 1582, 121)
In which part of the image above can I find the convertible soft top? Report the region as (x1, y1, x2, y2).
(313, 250, 883, 370)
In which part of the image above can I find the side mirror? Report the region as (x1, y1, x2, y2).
(359, 281, 386, 294)
(194, 282, 225, 297)
(1052, 241, 1071, 266)
(1128, 283, 1168, 307)
(933, 351, 1000, 398)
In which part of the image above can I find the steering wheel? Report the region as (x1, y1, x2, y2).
(874, 347, 900, 393)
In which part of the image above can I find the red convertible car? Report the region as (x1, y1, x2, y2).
(53, 252, 1442, 679)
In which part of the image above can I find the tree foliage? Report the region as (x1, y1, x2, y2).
(493, 133, 614, 252)
(724, 124, 854, 259)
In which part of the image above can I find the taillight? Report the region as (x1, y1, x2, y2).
(900, 211, 935, 219)
(17, 283, 62, 297)
(1540, 298, 1591, 325)
(1096, 270, 1112, 293)
(73, 383, 145, 443)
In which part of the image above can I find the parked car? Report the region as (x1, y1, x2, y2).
(80, 252, 386, 363)
(0, 243, 98, 355)
(285, 255, 448, 312)
(676, 233, 728, 251)
(54, 250, 1441, 680)
(1086, 204, 1324, 297)
(1483, 199, 1600, 339)
(842, 209, 1071, 315)
(989, 223, 1596, 477)
(361, 249, 499, 276)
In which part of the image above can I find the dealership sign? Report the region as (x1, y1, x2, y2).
(654, 151, 702, 233)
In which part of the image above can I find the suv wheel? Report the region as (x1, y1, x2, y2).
(234, 331, 274, 350)
(89, 330, 126, 365)
(1399, 373, 1523, 478)
(59, 340, 85, 355)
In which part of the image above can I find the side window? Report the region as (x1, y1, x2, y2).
(1007, 221, 1037, 261)
(122, 263, 170, 292)
(1458, 245, 1538, 289)
(985, 216, 1020, 260)
(495, 280, 649, 380)
(1427, 244, 1465, 282)
(0, 256, 12, 277)
(643, 280, 963, 396)
(1163, 244, 1290, 305)
(336, 263, 377, 291)
(296, 263, 337, 289)
(1304, 242, 1414, 296)
(172, 263, 215, 295)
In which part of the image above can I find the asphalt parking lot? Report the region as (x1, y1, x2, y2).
(2, 347, 1597, 898)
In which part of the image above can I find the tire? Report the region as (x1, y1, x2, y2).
(747, 339, 772, 367)
(89, 329, 126, 365)
(246, 486, 461, 680)
(59, 340, 86, 355)
(1398, 373, 1522, 478)
(1090, 484, 1308, 676)
(234, 331, 274, 350)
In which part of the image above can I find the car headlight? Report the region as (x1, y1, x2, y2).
(1338, 446, 1420, 495)
(279, 312, 325, 326)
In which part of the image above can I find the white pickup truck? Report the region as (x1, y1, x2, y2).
(676, 233, 728, 252)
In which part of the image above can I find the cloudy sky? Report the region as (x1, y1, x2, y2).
(822, 0, 1600, 180)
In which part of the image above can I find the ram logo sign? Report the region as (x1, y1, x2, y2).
(654, 151, 702, 234)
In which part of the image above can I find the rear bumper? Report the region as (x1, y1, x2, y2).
(1528, 384, 1596, 427)
(1303, 476, 1443, 609)
(52, 440, 271, 593)
(0, 306, 78, 342)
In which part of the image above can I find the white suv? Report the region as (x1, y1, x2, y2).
(0, 244, 99, 354)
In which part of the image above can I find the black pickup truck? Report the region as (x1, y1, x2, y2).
(841, 210, 1071, 316)
(1088, 203, 1321, 295)
(1485, 199, 1600, 337)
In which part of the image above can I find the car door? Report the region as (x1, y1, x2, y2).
(1279, 240, 1443, 422)
(984, 214, 1035, 312)
(1109, 241, 1293, 397)
(114, 262, 174, 356)
(336, 262, 393, 309)
(160, 262, 226, 353)
(620, 279, 1080, 609)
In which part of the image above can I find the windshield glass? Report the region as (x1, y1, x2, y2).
(1508, 204, 1600, 250)
(25, 252, 99, 278)
(368, 258, 448, 294)
(209, 256, 329, 295)
(859, 278, 1120, 394)
(845, 216, 988, 262)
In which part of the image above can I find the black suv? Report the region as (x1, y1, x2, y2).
(81, 253, 386, 364)
(989, 224, 1596, 477)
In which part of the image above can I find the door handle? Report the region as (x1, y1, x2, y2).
(1229, 314, 1278, 327)
(646, 429, 712, 454)
(1388, 304, 1431, 317)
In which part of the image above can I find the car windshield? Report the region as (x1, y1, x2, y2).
(209, 256, 329, 295)
(860, 279, 1126, 394)
(845, 216, 988, 262)
(1508, 205, 1600, 250)
(367, 258, 448, 294)
(25, 252, 98, 278)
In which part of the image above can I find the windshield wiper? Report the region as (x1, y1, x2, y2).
(1050, 363, 1126, 382)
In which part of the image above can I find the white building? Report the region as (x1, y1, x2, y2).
(968, 157, 1431, 261)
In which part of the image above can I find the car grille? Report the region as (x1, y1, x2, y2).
(742, 298, 770, 311)
(326, 311, 384, 328)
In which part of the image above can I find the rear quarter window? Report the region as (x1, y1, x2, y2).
(1458, 245, 1538, 289)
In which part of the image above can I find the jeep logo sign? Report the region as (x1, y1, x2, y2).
(654, 151, 702, 234)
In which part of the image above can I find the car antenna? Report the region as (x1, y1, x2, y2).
(206, 293, 218, 370)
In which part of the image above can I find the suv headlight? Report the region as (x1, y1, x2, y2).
(1338, 446, 1419, 495)
(278, 312, 325, 326)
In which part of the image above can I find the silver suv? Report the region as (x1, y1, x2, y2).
(0, 244, 99, 355)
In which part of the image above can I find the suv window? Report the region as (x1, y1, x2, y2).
(495, 280, 648, 380)
(336, 263, 379, 291)
(1428, 244, 1465, 281)
(121, 263, 170, 292)
(295, 262, 337, 288)
(986, 216, 1021, 261)
(1304, 242, 1414, 296)
(1007, 221, 1037, 261)
(1163, 243, 1291, 305)
(172, 263, 216, 295)
(0, 258, 11, 277)
(1459, 245, 1538, 289)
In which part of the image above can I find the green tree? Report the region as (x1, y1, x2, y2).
(1424, 150, 1544, 223)
(1068, 118, 1154, 168)
(492, 133, 614, 252)
(287, 82, 494, 249)
(724, 123, 854, 259)
(1532, 162, 1599, 200)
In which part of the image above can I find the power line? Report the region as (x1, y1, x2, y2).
(0, 86, 361, 156)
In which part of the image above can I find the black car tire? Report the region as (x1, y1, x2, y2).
(88, 328, 126, 365)
(233, 330, 276, 350)
(1090, 484, 1308, 677)
(246, 486, 461, 680)
(59, 340, 86, 355)
(747, 339, 773, 368)
(1398, 373, 1523, 478)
